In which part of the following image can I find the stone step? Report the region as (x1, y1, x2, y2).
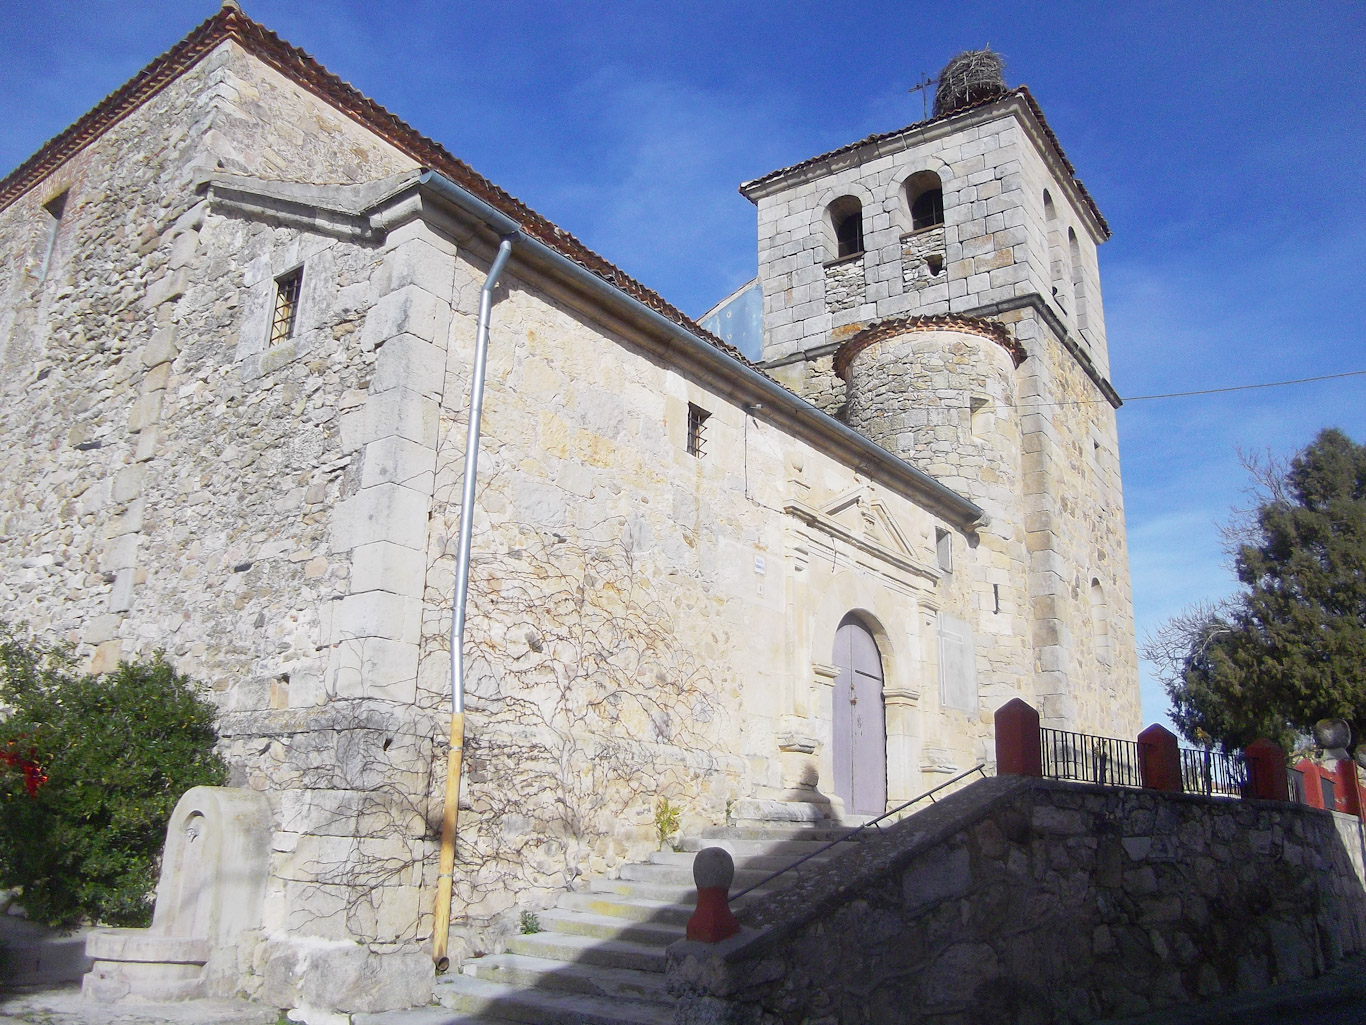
(505, 930, 667, 973)
(436, 974, 673, 1025)
(356, 1005, 524, 1025)
(555, 891, 692, 926)
(617, 861, 775, 888)
(727, 798, 833, 825)
(587, 876, 772, 906)
(463, 951, 669, 1000)
(534, 908, 684, 946)
(648, 849, 841, 873)
(695, 822, 866, 839)
(675, 834, 857, 856)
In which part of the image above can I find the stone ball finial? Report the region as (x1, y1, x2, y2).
(1315, 718, 1352, 753)
(693, 846, 735, 891)
(934, 48, 1007, 117)
(220, 0, 242, 12)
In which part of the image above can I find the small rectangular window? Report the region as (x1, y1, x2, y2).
(686, 403, 710, 458)
(270, 267, 303, 345)
(38, 191, 68, 282)
(936, 528, 953, 574)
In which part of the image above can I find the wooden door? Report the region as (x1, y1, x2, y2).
(831, 617, 887, 816)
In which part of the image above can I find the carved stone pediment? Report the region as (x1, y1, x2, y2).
(787, 485, 939, 583)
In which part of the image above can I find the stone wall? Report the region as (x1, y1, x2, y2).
(0, 39, 433, 1012)
(901, 225, 946, 291)
(0, 20, 1134, 1013)
(1011, 306, 1137, 734)
(0, 34, 1002, 1003)
(823, 255, 865, 314)
(669, 776, 1366, 1025)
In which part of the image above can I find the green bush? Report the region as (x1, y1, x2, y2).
(0, 627, 228, 928)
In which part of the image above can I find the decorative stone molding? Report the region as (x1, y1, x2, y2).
(833, 313, 1025, 378)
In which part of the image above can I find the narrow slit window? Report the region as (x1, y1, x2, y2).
(970, 396, 990, 439)
(686, 403, 710, 458)
(270, 267, 303, 345)
(38, 191, 68, 283)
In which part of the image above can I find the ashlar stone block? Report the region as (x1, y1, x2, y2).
(376, 237, 457, 300)
(370, 334, 446, 399)
(333, 589, 423, 645)
(330, 482, 431, 553)
(360, 387, 439, 449)
(328, 637, 420, 702)
(350, 541, 427, 597)
(360, 284, 451, 349)
(361, 435, 436, 494)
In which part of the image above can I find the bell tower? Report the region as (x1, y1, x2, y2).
(732, 50, 1139, 737)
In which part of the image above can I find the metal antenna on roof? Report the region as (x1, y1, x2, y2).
(908, 73, 935, 120)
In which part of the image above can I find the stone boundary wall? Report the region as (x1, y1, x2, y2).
(668, 775, 1366, 1024)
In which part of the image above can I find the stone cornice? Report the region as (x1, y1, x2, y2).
(957, 295, 1122, 409)
(740, 89, 1110, 244)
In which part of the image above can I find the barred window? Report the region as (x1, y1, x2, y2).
(686, 403, 710, 458)
(269, 267, 303, 345)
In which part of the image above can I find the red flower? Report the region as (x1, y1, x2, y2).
(1, 740, 46, 798)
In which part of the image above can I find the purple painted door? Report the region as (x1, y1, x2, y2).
(831, 617, 887, 816)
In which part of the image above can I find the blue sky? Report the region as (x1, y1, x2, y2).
(2, 1, 1362, 733)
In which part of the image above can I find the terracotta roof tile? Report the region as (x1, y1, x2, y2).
(833, 314, 1026, 379)
(0, 6, 749, 364)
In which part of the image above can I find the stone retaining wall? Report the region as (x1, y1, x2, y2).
(668, 775, 1366, 1024)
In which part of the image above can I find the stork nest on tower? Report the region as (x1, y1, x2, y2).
(934, 48, 1007, 117)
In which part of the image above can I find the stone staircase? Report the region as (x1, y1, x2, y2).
(418, 823, 863, 1025)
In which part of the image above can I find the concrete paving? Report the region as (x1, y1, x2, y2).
(6, 955, 1366, 1024)
(0, 986, 278, 1025)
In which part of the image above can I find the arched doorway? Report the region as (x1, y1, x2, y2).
(831, 615, 887, 815)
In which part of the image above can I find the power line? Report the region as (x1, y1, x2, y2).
(1019, 368, 1366, 409)
(1125, 368, 1366, 402)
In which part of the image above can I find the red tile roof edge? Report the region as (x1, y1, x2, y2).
(0, 6, 748, 365)
(832, 314, 1026, 380)
(741, 86, 1110, 241)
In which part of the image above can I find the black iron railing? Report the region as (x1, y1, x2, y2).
(1040, 727, 1142, 788)
(1179, 746, 1246, 798)
(728, 764, 987, 903)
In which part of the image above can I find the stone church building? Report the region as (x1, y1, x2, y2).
(0, 5, 1137, 1012)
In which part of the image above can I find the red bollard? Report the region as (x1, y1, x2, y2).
(1138, 724, 1182, 792)
(1245, 739, 1289, 802)
(1336, 759, 1361, 816)
(995, 698, 1042, 777)
(1297, 759, 1324, 809)
(685, 847, 740, 943)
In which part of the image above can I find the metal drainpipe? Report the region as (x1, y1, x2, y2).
(432, 235, 515, 972)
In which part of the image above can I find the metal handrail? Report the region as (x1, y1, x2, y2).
(729, 764, 989, 902)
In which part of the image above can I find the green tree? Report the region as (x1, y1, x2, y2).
(0, 628, 228, 928)
(1145, 429, 1366, 752)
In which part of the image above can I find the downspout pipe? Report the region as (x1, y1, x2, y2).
(432, 234, 514, 972)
